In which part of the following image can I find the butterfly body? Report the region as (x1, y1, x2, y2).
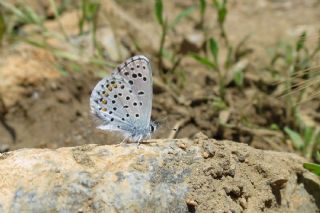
(90, 55, 155, 143)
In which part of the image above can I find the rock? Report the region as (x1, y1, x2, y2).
(0, 45, 61, 108)
(179, 32, 205, 54)
(0, 137, 319, 212)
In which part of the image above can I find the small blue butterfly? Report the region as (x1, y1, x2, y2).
(90, 55, 156, 143)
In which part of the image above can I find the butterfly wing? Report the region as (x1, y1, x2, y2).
(113, 55, 153, 129)
(90, 74, 143, 137)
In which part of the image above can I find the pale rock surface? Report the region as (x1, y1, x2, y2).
(0, 133, 319, 212)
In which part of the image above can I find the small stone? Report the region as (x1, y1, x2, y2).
(178, 142, 187, 150)
(203, 141, 215, 158)
(186, 199, 198, 207)
(179, 33, 205, 54)
(203, 152, 210, 158)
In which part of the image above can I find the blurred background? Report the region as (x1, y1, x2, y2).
(0, 0, 319, 164)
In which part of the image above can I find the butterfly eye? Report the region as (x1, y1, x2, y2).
(150, 124, 155, 132)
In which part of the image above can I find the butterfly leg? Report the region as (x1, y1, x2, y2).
(136, 135, 144, 148)
(115, 136, 129, 147)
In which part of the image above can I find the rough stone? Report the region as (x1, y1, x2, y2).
(0, 137, 319, 212)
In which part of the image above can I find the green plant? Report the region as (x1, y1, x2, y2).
(211, 0, 251, 67)
(212, 0, 228, 45)
(284, 126, 320, 159)
(192, 37, 228, 99)
(0, 1, 44, 30)
(304, 152, 320, 176)
(0, 9, 5, 45)
(269, 32, 320, 123)
(0, 1, 111, 70)
(267, 32, 320, 159)
(191, 0, 250, 100)
(198, 0, 207, 29)
(154, 0, 194, 73)
(79, 0, 101, 56)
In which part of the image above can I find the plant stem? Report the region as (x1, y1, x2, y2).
(158, 20, 167, 74)
(305, 127, 320, 160)
(219, 22, 229, 47)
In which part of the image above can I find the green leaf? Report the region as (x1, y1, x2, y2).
(155, 0, 164, 26)
(170, 6, 194, 29)
(213, 0, 228, 24)
(212, 0, 219, 8)
(303, 162, 320, 176)
(190, 53, 216, 69)
(0, 10, 5, 43)
(209, 37, 219, 62)
(303, 127, 314, 147)
(21, 6, 43, 25)
(218, 5, 227, 24)
(284, 44, 294, 65)
(296, 31, 306, 52)
(270, 123, 280, 130)
(234, 70, 244, 87)
(284, 127, 304, 150)
(200, 0, 206, 16)
(212, 97, 227, 110)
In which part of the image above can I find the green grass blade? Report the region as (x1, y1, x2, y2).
(0, 10, 5, 43)
(284, 127, 304, 150)
(155, 0, 164, 26)
(303, 162, 320, 176)
(200, 0, 206, 16)
(209, 37, 219, 62)
(0, 1, 26, 21)
(296, 31, 306, 52)
(234, 70, 244, 87)
(213, 0, 228, 24)
(190, 53, 216, 69)
(170, 6, 194, 29)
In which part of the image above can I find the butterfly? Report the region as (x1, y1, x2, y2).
(90, 55, 156, 143)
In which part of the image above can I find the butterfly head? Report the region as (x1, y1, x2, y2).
(149, 121, 157, 134)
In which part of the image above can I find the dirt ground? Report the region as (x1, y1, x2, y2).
(0, 0, 319, 157)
